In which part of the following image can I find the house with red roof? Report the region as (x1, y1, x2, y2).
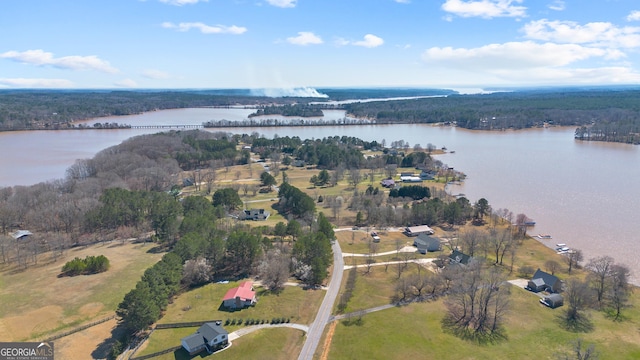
(222, 281, 257, 310)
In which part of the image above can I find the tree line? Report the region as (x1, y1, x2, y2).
(249, 104, 323, 118)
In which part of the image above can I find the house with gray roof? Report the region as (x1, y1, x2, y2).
(540, 293, 564, 308)
(414, 234, 441, 254)
(448, 249, 471, 265)
(527, 269, 562, 293)
(181, 322, 228, 355)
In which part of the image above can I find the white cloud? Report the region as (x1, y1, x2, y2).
(162, 22, 247, 35)
(523, 19, 640, 48)
(334, 37, 350, 46)
(547, 0, 565, 11)
(627, 10, 640, 22)
(114, 79, 137, 87)
(159, 0, 207, 5)
(287, 32, 323, 45)
(441, 0, 526, 19)
(0, 49, 118, 73)
(266, 0, 296, 8)
(422, 41, 621, 70)
(0, 78, 74, 88)
(353, 34, 384, 48)
(395, 0, 411, 3)
(142, 69, 170, 79)
(490, 66, 640, 84)
(333, 34, 384, 48)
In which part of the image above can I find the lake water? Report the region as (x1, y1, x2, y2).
(1, 108, 639, 283)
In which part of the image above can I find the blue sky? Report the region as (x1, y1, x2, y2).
(2, 0, 640, 90)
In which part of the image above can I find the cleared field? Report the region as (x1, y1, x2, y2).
(327, 286, 640, 360)
(0, 241, 163, 341)
(337, 230, 414, 254)
(334, 265, 424, 315)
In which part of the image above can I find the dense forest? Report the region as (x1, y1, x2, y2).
(343, 90, 640, 144)
(1, 88, 639, 143)
(0, 90, 290, 130)
(248, 104, 323, 118)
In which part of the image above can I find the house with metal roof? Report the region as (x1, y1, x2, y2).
(10, 230, 32, 240)
(403, 225, 434, 237)
(222, 281, 257, 309)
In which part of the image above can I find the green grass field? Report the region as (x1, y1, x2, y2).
(0, 242, 163, 341)
(146, 327, 306, 360)
(327, 285, 640, 359)
(138, 281, 324, 357)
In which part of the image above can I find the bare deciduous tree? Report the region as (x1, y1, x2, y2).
(258, 249, 291, 291)
(585, 256, 614, 305)
(565, 249, 584, 274)
(545, 260, 561, 275)
(607, 264, 631, 320)
(555, 339, 599, 360)
(563, 278, 594, 328)
(182, 257, 212, 287)
(459, 228, 487, 257)
(348, 168, 362, 189)
(444, 261, 510, 335)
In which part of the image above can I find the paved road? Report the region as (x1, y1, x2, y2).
(297, 241, 344, 360)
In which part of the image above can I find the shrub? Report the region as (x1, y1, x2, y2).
(61, 255, 110, 276)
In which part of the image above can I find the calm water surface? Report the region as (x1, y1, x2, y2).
(1, 108, 638, 282)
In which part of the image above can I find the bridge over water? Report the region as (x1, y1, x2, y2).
(129, 124, 204, 129)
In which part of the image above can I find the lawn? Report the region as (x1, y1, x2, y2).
(327, 285, 640, 360)
(138, 281, 324, 357)
(337, 230, 414, 254)
(146, 327, 306, 360)
(0, 241, 163, 341)
(325, 218, 640, 359)
(334, 262, 426, 314)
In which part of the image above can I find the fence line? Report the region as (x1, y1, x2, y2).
(130, 346, 182, 360)
(42, 315, 117, 342)
(154, 319, 222, 329)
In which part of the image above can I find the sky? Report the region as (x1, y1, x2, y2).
(2, 0, 640, 91)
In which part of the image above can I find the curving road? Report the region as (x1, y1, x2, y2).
(297, 241, 344, 360)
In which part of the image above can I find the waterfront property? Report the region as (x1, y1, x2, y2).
(527, 269, 562, 293)
(400, 175, 423, 183)
(222, 281, 257, 310)
(181, 322, 229, 355)
(540, 293, 564, 308)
